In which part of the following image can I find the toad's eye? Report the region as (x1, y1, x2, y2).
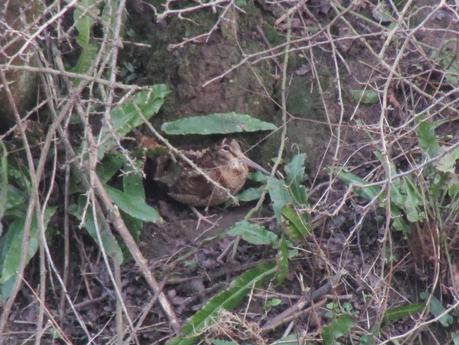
(221, 145, 230, 152)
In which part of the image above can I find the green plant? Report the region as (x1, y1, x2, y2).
(338, 117, 459, 237)
(0, 156, 56, 300)
(322, 314, 355, 345)
(165, 153, 312, 345)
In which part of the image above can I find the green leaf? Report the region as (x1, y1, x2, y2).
(71, 0, 99, 77)
(122, 211, 143, 241)
(265, 298, 282, 309)
(275, 237, 289, 284)
(383, 303, 424, 322)
(167, 262, 276, 345)
(161, 113, 276, 135)
(417, 119, 440, 158)
(98, 85, 171, 159)
(322, 314, 356, 345)
(96, 153, 125, 183)
(0, 142, 8, 231)
(420, 293, 454, 327)
(74, 0, 96, 47)
(453, 332, 459, 345)
(267, 177, 291, 223)
(285, 154, 309, 205)
(4, 185, 26, 212)
(431, 45, 459, 85)
(123, 173, 145, 200)
(359, 324, 380, 345)
(69, 199, 124, 264)
(8, 159, 31, 192)
(249, 171, 268, 183)
(371, 2, 394, 23)
(448, 179, 459, 200)
(337, 170, 380, 201)
(271, 335, 301, 345)
(226, 221, 278, 245)
(285, 154, 306, 185)
(0, 207, 56, 284)
(106, 185, 161, 223)
(392, 216, 411, 236)
(281, 204, 311, 241)
(236, 187, 263, 202)
(71, 43, 99, 76)
(402, 177, 423, 223)
(350, 89, 379, 105)
(436, 147, 459, 173)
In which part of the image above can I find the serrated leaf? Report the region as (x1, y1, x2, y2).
(285, 154, 309, 205)
(285, 154, 306, 185)
(322, 314, 355, 345)
(351, 89, 379, 105)
(281, 204, 311, 241)
(0, 207, 56, 284)
(161, 112, 276, 135)
(98, 85, 170, 159)
(249, 171, 268, 183)
(402, 177, 423, 223)
(436, 146, 459, 173)
(106, 185, 161, 223)
(265, 298, 282, 309)
(337, 170, 380, 200)
(417, 119, 440, 158)
(167, 262, 276, 345)
(237, 187, 263, 202)
(383, 303, 424, 322)
(226, 221, 278, 245)
(69, 199, 123, 264)
(392, 216, 411, 236)
(267, 177, 291, 223)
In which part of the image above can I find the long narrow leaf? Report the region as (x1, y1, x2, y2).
(0, 142, 7, 235)
(106, 185, 161, 223)
(281, 204, 311, 241)
(161, 113, 276, 135)
(267, 177, 291, 223)
(167, 262, 276, 345)
(97, 85, 170, 159)
(337, 170, 380, 200)
(0, 207, 56, 285)
(226, 221, 278, 245)
(383, 303, 424, 322)
(69, 199, 124, 264)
